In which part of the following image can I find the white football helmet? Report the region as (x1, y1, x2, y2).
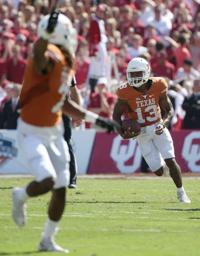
(126, 57, 151, 88)
(37, 13, 77, 53)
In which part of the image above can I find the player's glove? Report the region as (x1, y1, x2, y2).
(95, 116, 118, 133)
(120, 129, 140, 139)
(46, 10, 60, 33)
(155, 122, 165, 135)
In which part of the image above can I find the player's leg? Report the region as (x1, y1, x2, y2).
(38, 136, 70, 253)
(68, 139, 77, 188)
(38, 187, 69, 253)
(26, 177, 54, 196)
(12, 134, 57, 227)
(141, 157, 151, 173)
(165, 157, 190, 203)
(154, 128, 191, 203)
(48, 187, 66, 221)
(154, 167, 164, 176)
(63, 115, 77, 188)
(165, 158, 182, 188)
(137, 133, 189, 202)
(137, 134, 165, 175)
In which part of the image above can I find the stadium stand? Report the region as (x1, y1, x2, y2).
(0, 0, 200, 129)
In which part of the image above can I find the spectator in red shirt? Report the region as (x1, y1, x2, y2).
(24, 5, 36, 23)
(116, 50, 129, 80)
(75, 40, 90, 89)
(131, 9, 145, 36)
(0, 58, 7, 81)
(11, 15, 29, 39)
(172, 3, 192, 33)
(6, 45, 26, 84)
(76, 12, 89, 38)
(190, 31, 200, 71)
(174, 34, 191, 70)
(87, 4, 109, 92)
(27, 22, 37, 44)
(118, 5, 134, 37)
(15, 33, 27, 58)
(151, 50, 175, 80)
(114, 0, 136, 8)
(87, 82, 117, 128)
(105, 18, 121, 49)
(0, 5, 9, 22)
(1, 19, 14, 33)
(0, 32, 16, 59)
(88, 4, 108, 57)
(146, 38, 157, 66)
(143, 24, 160, 46)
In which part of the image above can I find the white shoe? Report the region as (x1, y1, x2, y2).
(68, 183, 77, 189)
(12, 187, 27, 227)
(38, 238, 69, 253)
(177, 190, 191, 204)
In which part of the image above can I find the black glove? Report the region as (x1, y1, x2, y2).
(71, 76, 77, 87)
(95, 116, 119, 133)
(46, 10, 60, 33)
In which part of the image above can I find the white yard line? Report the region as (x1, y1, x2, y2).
(0, 225, 198, 233)
(0, 211, 196, 221)
(1, 174, 200, 179)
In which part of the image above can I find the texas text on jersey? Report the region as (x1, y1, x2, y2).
(117, 77, 168, 127)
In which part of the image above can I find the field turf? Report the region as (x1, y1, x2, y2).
(0, 176, 200, 256)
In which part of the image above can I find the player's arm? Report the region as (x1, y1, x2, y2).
(33, 11, 59, 73)
(157, 92, 174, 134)
(69, 77, 83, 126)
(33, 39, 52, 73)
(113, 98, 133, 138)
(69, 77, 81, 105)
(63, 97, 120, 132)
(112, 99, 126, 124)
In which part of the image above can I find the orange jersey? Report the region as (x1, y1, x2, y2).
(117, 77, 168, 127)
(20, 44, 73, 127)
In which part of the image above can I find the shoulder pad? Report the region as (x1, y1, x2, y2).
(152, 76, 165, 83)
(118, 81, 128, 90)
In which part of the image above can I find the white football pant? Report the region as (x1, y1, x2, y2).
(137, 123, 175, 172)
(17, 118, 70, 188)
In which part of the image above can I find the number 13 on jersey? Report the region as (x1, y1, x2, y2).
(135, 105, 160, 124)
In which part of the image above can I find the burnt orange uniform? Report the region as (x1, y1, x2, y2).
(117, 77, 168, 127)
(20, 44, 73, 127)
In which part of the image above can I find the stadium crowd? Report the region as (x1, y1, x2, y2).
(0, 0, 200, 130)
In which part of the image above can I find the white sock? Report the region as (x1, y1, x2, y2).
(177, 186, 185, 193)
(42, 218, 59, 240)
(18, 187, 29, 201)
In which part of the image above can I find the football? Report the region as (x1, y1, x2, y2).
(122, 119, 141, 134)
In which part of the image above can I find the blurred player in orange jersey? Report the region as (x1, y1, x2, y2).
(113, 57, 191, 204)
(12, 11, 118, 253)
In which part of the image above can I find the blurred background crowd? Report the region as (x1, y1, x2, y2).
(0, 0, 200, 130)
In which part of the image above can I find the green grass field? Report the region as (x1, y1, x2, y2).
(0, 176, 200, 256)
